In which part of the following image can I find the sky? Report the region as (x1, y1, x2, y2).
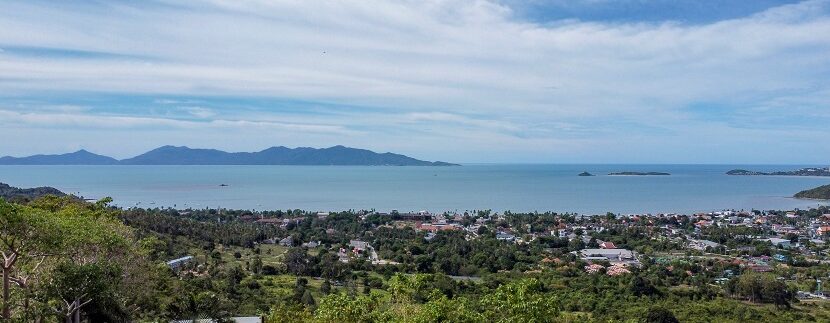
(1, 0, 829, 164)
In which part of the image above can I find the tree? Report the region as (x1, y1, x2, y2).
(266, 303, 313, 323)
(480, 279, 559, 322)
(46, 262, 121, 323)
(293, 277, 309, 303)
(568, 239, 585, 251)
(252, 255, 263, 275)
(761, 276, 794, 309)
(314, 293, 372, 322)
(733, 272, 794, 307)
(44, 198, 133, 322)
(642, 306, 678, 323)
(301, 290, 316, 307)
(284, 248, 308, 276)
(0, 199, 59, 320)
(630, 276, 661, 297)
(321, 280, 331, 295)
(0, 196, 144, 322)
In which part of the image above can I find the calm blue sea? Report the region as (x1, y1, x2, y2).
(0, 164, 828, 214)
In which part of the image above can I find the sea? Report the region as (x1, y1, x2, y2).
(0, 164, 828, 215)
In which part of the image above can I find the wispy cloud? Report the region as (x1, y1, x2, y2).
(0, 0, 828, 163)
(0, 109, 356, 135)
(180, 106, 216, 119)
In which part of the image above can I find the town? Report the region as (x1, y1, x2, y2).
(115, 202, 830, 321)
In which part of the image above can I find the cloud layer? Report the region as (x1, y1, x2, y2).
(0, 0, 829, 163)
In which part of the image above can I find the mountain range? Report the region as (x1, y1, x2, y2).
(0, 145, 458, 166)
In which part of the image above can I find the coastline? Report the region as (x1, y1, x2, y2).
(3, 164, 829, 214)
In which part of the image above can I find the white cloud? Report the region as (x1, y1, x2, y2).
(180, 106, 216, 118)
(0, 109, 356, 135)
(0, 0, 828, 162)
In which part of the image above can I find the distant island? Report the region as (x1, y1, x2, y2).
(727, 167, 830, 176)
(608, 172, 670, 176)
(0, 182, 67, 202)
(578, 171, 595, 176)
(0, 145, 458, 166)
(794, 184, 830, 200)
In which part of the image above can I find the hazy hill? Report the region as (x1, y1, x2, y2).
(120, 145, 457, 166)
(0, 149, 118, 165)
(0, 182, 66, 201)
(794, 184, 830, 200)
(2, 146, 457, 166)
(727, 168, 830, 176)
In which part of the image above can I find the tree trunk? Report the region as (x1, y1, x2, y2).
(73, 308, 80, 323)
(2, 267, 9, 320)
(22, 296, 28, 318)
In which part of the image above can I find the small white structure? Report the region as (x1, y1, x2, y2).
(279, 236, 294, 247)
(167, 256, 193, 270)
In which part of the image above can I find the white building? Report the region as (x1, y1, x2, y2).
(577, 248, 640, 266)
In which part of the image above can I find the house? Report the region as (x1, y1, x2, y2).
(279, 236, 294, 247)
(349, 240, 369, 253)
(580, 235, 591, 245)
(416, 222, 460, 233)
(694, 220, 712, 228)
(255, 218, 283, 225)
(762, 238, 794, 249)
(496, 231, 516, 241)
(337, 248, 350, 263)
(390, 212, 432, 221)
(173, 316, 262, 323)
(599, 241, 617, 249)
(689, 239, 720, 251)
(302, 241, 321, 248)
(167, 256, 193, 270)
(747, 264, 773, 272)
(577, 248, 640, 266)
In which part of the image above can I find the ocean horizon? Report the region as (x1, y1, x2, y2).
(2, 164, 828, 214)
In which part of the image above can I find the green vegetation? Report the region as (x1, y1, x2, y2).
(0, 196, 145, 322)
(3, 196, 830, 322)
(0, 182, 67, 203)
(794, 184, 830, 200)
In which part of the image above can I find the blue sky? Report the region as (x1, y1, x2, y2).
(503, 0, 805, 24)
(1, 0, 829, 163)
